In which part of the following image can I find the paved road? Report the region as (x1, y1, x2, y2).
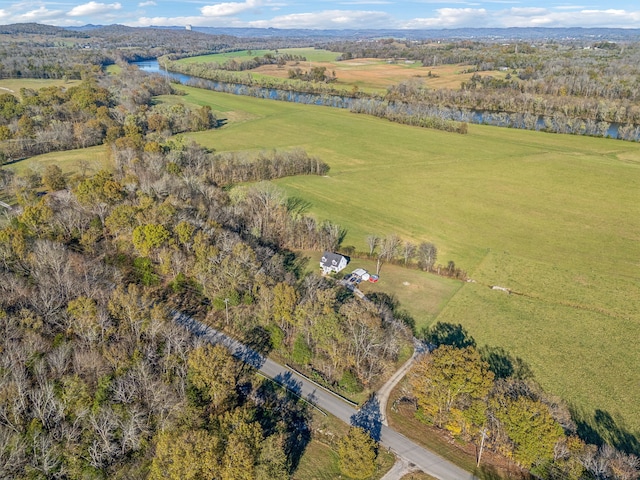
(174, 312, 477, 480)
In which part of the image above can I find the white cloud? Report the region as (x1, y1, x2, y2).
(136, 15, 233, 26)
(338, 1, 393, 4)
(200, 0, 261, 17)
(498, 7, 640, 28)
(13, 6, 65, 22)
(138, 1, 156, 6)
(404, 8, 488, 28)
(68, 2, 122, 17)
(401, 6, 640, 29)
(248, 9, 394, 28)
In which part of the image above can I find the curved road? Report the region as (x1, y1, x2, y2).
(174, 312, 477, 480)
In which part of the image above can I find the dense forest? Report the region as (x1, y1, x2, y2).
(0, 22, 639, 479)
(0, 114, 409, 479)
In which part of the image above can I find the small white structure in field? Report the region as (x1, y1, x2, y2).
(320, 252, 348, 274)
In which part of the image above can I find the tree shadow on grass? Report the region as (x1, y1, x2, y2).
(572, 407, 640, 455)
(421, 321, 476, 349)
(478, 345, 534, 380)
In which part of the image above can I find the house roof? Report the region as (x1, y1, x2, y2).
(320, 252, 346, 267)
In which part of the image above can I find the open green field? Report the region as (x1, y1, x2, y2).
(169, 85, 640, 440)
(4, 145, 109, 176)
(0, 78, 81, 95)
(178, 47, 341, 64)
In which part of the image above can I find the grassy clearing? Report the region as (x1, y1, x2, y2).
(173, 85, 640, 435)
(337, 256, 462, 333)
(294, 250, 461, 334)
(0, 78, 82, 95)
(178, 47, 340, 65)
(4, 145, 110, 176)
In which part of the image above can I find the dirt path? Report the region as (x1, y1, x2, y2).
(377, 338, 428, 426)
(380, 457, 421, 480)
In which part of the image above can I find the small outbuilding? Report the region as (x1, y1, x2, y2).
(320, 252, 348, 274)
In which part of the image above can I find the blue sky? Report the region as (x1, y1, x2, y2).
(1, 1, 639, 29)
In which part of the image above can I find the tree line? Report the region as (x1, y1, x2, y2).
(191, 52, 307, 73)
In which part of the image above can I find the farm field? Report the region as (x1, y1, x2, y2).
(3, 144, 109, 176)
(171, 85, 640, 441)
(0, 77, 81, 95)
(177, 48, 507, 93)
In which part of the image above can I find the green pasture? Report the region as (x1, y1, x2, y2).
(7, 82, 639, 439)
(4, 145, 109, 176)
(172, 85, 640, 436)
(178, 47, 340, 64)
(0, 78, 81, 95)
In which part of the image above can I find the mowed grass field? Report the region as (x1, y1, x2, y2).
(178, 48, 507, 93)
(4, 145, 110, 176)
(0, 78, 82, 95)
(172, 85, 640, 438)
(178, 47, 340, 64)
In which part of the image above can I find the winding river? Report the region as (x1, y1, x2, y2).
(134, 59, 626, 139)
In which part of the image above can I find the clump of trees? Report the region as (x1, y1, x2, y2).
(207, 148, 329, 186)
(404, 331, 640, 479)
(197, 52, 307, 72)
(288, 66, 337, 83)
(338, 427, 378, 479)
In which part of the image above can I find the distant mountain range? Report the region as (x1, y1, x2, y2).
(3, 22, 640, 42)
(176, 26, 640, 41)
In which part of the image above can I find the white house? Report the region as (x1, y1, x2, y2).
(320, 252, 348, 274)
